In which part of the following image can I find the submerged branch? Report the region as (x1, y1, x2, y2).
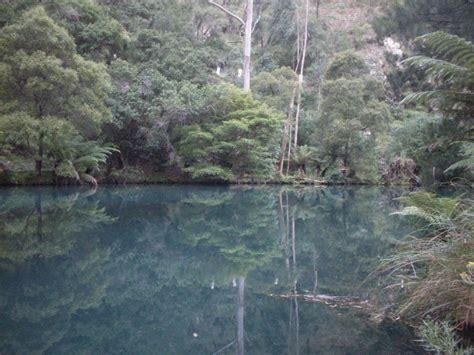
(268, 293, 400, 323)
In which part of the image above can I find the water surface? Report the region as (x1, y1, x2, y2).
(0, 185, 423, 354)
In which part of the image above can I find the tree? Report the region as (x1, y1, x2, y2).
(0, 6, 112, 176)
(293, 0, 310, 149)
(278, 0, 311, 175)
(311, 52, 392, 182)
(208, 0, 256, 92)
(174, 84, 282, 181)
(0, 114, 117, 185)
(252, 67, 298, 112)
(401, 32, 474, 180)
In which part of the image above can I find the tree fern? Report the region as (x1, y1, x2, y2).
(416, 32, 474, 67)
(401, 32, 473, 180)
(445, 142, 474, 174)
(401, 32, 474, 114)
(392, 192, 460, 229)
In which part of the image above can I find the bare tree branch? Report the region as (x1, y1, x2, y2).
(208, 0, 245, 26)
(251, 15, 261, 33)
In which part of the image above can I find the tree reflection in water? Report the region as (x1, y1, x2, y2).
(0, 185, 422, 354)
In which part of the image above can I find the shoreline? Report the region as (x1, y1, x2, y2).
(0, 171, 391, 187)
(0, 170, 422, 188)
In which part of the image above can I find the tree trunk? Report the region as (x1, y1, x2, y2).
(279, 87, 297, 176)
(243, 0, 253, 92)
(293, 0, 309, 149)
(208, 0, 253, 92)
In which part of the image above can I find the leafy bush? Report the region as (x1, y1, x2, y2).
(175, 84, 283, 181)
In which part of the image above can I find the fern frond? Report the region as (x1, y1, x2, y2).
(445, 142, 474, 173)
(402, 56, 474, 86)
(416, 31, 474, 68)
(397, 192, 460, 219)
(401, 90, 474, 107)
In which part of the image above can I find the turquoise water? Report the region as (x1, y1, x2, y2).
(0, 186, 424, 354)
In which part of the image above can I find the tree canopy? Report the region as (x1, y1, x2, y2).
(0, 1, 472, 186)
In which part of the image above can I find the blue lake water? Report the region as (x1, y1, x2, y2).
(0, 185, 424, 354)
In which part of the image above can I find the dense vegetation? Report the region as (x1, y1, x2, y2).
(0, 0, 471, 185)
(0, 0, 472, 346)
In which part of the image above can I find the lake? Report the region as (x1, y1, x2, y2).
(0, 185, 424, 354)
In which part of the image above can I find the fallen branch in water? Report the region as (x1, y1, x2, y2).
(268, 293, 399, 322)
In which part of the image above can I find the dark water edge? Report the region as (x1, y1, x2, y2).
(0, 168, 410, 186)
(0, 185, 427, 354)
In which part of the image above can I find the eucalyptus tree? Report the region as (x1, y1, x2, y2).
(279, 0, 311, 176)
(208, 0, 257, 91)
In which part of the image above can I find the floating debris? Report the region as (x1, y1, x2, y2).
(267, 293, 399, 323)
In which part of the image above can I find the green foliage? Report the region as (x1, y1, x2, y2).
(0, 0, 130, 62)
(393, 192, 460, 229)
(0, 6, 112, 134)
(401, 32, 473, 183)
(253, 67, 298, 112)
(0, 2, 471, 186)
(175, 84, 283, 181)
(0, 113, 39, 157)
(325, 51, 369, 80)
(402, 32, 474, 116)
(379, 192, 474, 328)
(0, 6, 114, 179)
(417, 320, 473, 355)
(0, 113, 116, 185)
(129, 29, 214, 84)
(384, 110, 466, 184)
(373, 0, 474, 42)
(445, 142, 474, 175)
(311, 53, 391, 182)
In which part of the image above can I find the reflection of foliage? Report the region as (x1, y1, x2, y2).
(174, 188, 281, 276)
(0, 189, 114, 268)
(0, 186, 420, 353)
(276, 187, 410, 296)
(0, 188, 115, 353)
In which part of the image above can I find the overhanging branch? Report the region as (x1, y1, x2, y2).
(208, 0, 245, 26)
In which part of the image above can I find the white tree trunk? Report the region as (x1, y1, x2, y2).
(279, 87, 297, 176)
(293, 0, 309, 148)
(243, 0, 253, 92)
(208, 0, 253, 92)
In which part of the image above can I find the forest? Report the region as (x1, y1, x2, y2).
(0, 0, 472, 186)
(0, 0, 473, 353)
